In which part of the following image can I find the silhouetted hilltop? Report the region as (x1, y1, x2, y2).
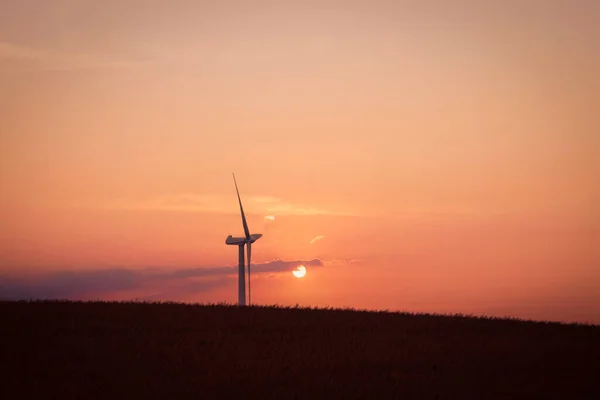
(1, 301, 598, 399)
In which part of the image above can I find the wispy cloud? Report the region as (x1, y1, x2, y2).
(93, 193, 359, 217)
(323, 259, 361, 266)
(0, 269, 144, 300)
(309, 235, 325, 245)
(0, 259, 324, 301)
(263, 201, 339, 216)
(0, 41, 144, 71)
(163, 259, 323, 280)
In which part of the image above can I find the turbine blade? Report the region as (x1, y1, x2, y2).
(233, 173, 251, 240)
(247, 242, 252, 306)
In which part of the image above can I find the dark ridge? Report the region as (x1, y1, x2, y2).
(1, 300, 598, 399)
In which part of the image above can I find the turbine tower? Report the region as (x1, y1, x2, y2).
(225, 173, 262, 306)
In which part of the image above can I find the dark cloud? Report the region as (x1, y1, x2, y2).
(0, 269, 143, 300)
(167, 258, 323, 279)
(0, 259, 324, 301)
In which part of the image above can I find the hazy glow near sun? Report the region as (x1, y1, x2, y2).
(292, 265, 306, 278)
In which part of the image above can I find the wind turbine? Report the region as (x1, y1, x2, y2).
(225, 173, 262, 306)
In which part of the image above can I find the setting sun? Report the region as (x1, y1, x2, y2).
(292, 265, 306, 279)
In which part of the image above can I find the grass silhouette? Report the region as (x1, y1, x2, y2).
(1, 300, 598, 399)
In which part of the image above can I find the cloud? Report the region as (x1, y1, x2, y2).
(164, 259, 323, 280)
(0, 41, 143, 71)
(263, 202, 336, 216)
(0, 259, 324, 301)
(309, 235, 325, 245)
(323, 259, 361, 266)
(93, 193, 359, 217)
(264, 215, 276, 221)
(0, 269, 144, 300)
(252, 259, 323, 273)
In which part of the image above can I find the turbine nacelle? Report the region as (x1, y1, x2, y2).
(225, 235, 246, 245)
(225, 233, 262, 245)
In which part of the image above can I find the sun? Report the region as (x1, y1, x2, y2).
(292, 265, 306, 278)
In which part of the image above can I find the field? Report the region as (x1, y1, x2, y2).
(1, 301, 598, 399)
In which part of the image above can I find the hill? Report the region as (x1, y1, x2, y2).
(1, 300, 598, 399)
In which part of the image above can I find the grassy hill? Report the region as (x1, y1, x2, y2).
(1, 301, 598, 399)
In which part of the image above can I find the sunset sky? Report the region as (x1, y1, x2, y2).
(1, 0, 599, 324)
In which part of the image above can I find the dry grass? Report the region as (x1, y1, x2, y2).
(1, 300, 598, 399)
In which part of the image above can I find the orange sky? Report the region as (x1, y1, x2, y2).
(1, 1, 599, 324)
